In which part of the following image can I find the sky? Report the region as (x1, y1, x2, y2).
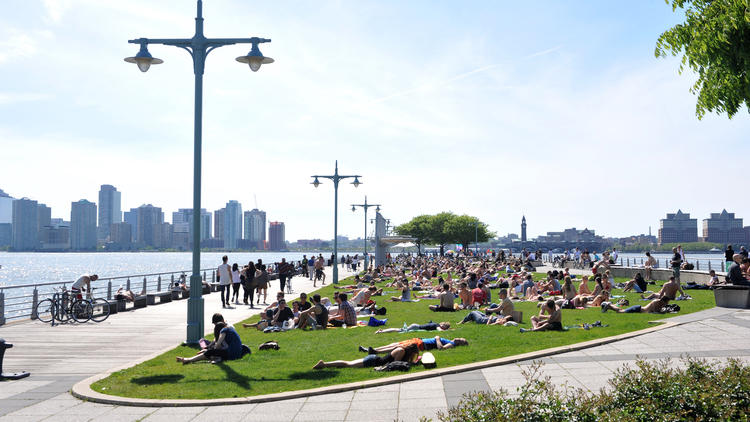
(1, 0, 748, 242)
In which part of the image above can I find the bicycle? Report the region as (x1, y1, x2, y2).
(35, 287, 93, 324)
(77, 288, 111, 323)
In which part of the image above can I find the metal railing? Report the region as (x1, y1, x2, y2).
(541, 255, 728, 273)
(0, 268, 217, 325)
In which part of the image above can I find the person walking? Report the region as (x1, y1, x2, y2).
(217, 255, 231, 308)
(242, 262, 256, 307)
(231, 263, 241, 304)
(726, 245, 735, 272)
(307, 256, 316, 281)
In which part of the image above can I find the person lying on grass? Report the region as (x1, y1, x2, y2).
(601, 296, 670, 313)
(641, 276, 685, 301)
(586, 290, 610, 308)
(428, 283, 456, 312)
(177, 313, 242, 364)
(520, 299, 562, 333)
(359, 336, 468, 356)
(313, 347, 411, 370)
(374, 321, 450, 334)
(623, 272, 648, 293)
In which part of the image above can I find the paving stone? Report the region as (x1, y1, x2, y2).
(345, 409, 398, 422)
(292, 410, 348, 421)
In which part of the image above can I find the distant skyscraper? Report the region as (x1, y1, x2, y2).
(174, 208, 211, 245)
(136, 204, 163, 247)
(224, 200, 242, 249)
(0, 223, 10, 247)
(269, 221, 285, 251)
(124, 208, 138, 243)
(214, 208, 225, 240)
(244, 208, 266, 249)
(702, 209, 745, 244)
(110, 222, 133, 249)
(153, 222, 173, 249)
(659, 210, 698, 244)
(0, 189, 14, 224)
(98, 185, 122, 241)
(37, 203, 51, 229)
(71, 199, 97, 251)
(521, 216, 527, 242)
(11, 198, 39, 251)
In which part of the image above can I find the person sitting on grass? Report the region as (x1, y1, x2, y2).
(559, 276, 576, 300)
(429, 283, 456, 312)
(374, 321, 450, 334)
(177, 313, 243, 364)
(388, 279, 411, 302)
(577, 275, 591, 295)
(313, 347, 410, 370)
(520, 299, 562, 333)
(471, 282, 487, 307)
(641, 276, 684, 301)
(587, 290, 610, 308)
(243, 298, 294, 330)
(483, 288, 515, 324)
(359, 337, 468, 356)
(623, 272, 648, 293)
(707, 269, 721, 287)
(601, 296, 670, 313)
(297, 294, 328, 330)
(457, 282, 472, 308)
(329, 293, 357, 327)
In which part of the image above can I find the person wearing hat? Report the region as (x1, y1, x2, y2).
(176, 313, 243, 364)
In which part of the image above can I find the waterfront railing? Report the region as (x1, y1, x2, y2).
(0, 268, 218, 325)
(542, 255, 727, 273)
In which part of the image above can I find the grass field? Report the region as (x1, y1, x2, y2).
(92, 273, 715, 399)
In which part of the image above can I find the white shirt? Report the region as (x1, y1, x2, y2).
(218, 263, 231, 286)
(231, 270, 241, 284)
(72, 275, 89, 290)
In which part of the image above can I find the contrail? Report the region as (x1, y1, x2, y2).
(370, 45, 562, 104)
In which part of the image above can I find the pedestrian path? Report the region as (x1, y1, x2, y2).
(2, 271, 749, 421)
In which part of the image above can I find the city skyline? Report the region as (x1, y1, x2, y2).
(0, 1, 748, 241)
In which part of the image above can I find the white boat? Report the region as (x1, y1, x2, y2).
(709, 247, 721, 252)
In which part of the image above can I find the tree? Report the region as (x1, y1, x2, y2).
(656, 0, 750, 119)
(394, 214, 432, 255)
(429, 212, 457, 256)
(445, 215, 494, 253)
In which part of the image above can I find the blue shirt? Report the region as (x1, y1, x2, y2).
(220, 326, 243, 360)
(422, 337, 453, 350)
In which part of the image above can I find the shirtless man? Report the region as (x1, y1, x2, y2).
(642, 276, 684, 301)
(520, 299, 562, 332)
(602, 296, 670, 313)
(457, 282, 472, 309)
(313, 347, 410, 369)
(644, 252, 657, 281)
(483, 289, 515, 325)
(71, 274, 98, 299)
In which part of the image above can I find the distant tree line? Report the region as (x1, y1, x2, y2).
(395, 212, 494, 255)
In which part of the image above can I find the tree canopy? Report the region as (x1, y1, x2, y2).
(395, 212, 494, 255)
(656, 0, 750, 119)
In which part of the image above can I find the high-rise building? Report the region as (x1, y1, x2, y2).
(153, 222, 173, 249)
(659, 210, 698, 244)
(214, 208, 225, 240)
(269, 221, 285, 251)
(174, 208, 212, 245)
(39, 219, 70, 251)
(136, 204, 163, 247)
(172, 222, 190, 250)
(224, 200, 242, 249)
(71, 199, 97, 251)
(98, 185, 122, 241)
(0, 189, 13, 224)
(124, 209, 138, 243)
(37, 204, 51, 229)
(0, 223, 10, 247)
(702, 209, 745, 244)
(110, 222, 133, 249)
(244, 208, 266, 249)
(521, 216, 527, 242)
(11, 198, 38, 251)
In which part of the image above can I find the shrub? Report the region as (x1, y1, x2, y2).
(430, 358, 750, 422)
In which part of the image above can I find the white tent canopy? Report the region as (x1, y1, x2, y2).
(392, 242, 416, 248)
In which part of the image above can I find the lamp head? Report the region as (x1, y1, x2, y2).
(352, 177, 361, 188)
(376, 206, 380, 212)
(352, 206, 356, 212)
(236, 43, 274, 72)
(124, 43, 163, 72)
(312, 177, 320, 188)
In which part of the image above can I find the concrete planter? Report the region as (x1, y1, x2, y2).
(714, 285, 750, 309)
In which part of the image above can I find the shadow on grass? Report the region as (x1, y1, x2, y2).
(216, 362, 253, 389)
(131, 374, 185, 385)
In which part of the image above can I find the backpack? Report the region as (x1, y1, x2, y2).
(375, 306, 387, 315)
(374, 361, 411, 372)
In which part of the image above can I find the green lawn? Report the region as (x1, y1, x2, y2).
(92, 273, 715, 399)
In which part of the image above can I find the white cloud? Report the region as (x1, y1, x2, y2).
(43, 0, 73, 23)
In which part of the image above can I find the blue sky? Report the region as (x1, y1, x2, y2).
(1, 0, 748, 241)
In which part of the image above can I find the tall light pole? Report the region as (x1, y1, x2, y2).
(351, 196, 380, 271)
(124, 0, 273, 344)
(311, 161, 361, 284)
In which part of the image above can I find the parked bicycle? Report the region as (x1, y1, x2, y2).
(34, 287, 110, 325)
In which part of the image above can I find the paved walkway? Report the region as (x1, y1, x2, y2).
(3, 269, 750, 421)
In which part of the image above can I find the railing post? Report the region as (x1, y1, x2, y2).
(142, 277, 147, 295)
(708, 261, 712, 271)
(211, 270, 215, 283)
(31, 288, 39, 320)
(627, 258, 630, 266)
(620, 258, 623, 266)
(203, 272, 207, 282)
(171, 274, 175, 287)
(0, 291, 5, 326)
(157, 276, 162, 292)
(107, 281, 112, 300)
(126, 278, 131, 292)
(641, 258, 643, 265)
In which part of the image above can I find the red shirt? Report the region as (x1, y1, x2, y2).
(472, 288, 486, 304)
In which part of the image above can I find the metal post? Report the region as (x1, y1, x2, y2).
(126, 278, 131, 292)
(212, 270, 215, 283)
(475, 222, 478, 256)
(0, 292, 5, 326)
(333, 172, 339, 283)
(363, 203, 367, 271)
(708, 261, 712, 271)
(627, 258, 630, 266)
(203, 271, 206, 282)
(107, 281, 112, 300)
(31, 288, 38, 320)
(143, 277, 147, 295)
(157, 276, 162, 291)
(696, 261, 700, 270)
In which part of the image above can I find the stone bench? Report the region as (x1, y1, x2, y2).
(171, 290, 183, 300)
(115, 299, 128, 312)
(147, 291, 172, 305)
(714, 285, 750, 309)
(133, 295, 147, 309)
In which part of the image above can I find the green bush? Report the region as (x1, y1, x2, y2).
(431, 358, 750, 422)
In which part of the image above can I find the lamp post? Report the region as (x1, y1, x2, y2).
(351, 196, 381, 271)
(311, 161, 361, 284)
(124, 0, 273, 344)
(474, 221, 478, 256)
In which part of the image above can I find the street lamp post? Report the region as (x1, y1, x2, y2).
(351, 196, 380, 271)
(311, 161, 361, 284)
(124, 0, 273, 344)
(475, 221, 478, 256)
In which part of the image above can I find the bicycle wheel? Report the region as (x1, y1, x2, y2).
(55, 299, 71, 323)
(70, 300, 93, 323)
(35, 299, 55, 323)
(90, 298, 111, 322)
